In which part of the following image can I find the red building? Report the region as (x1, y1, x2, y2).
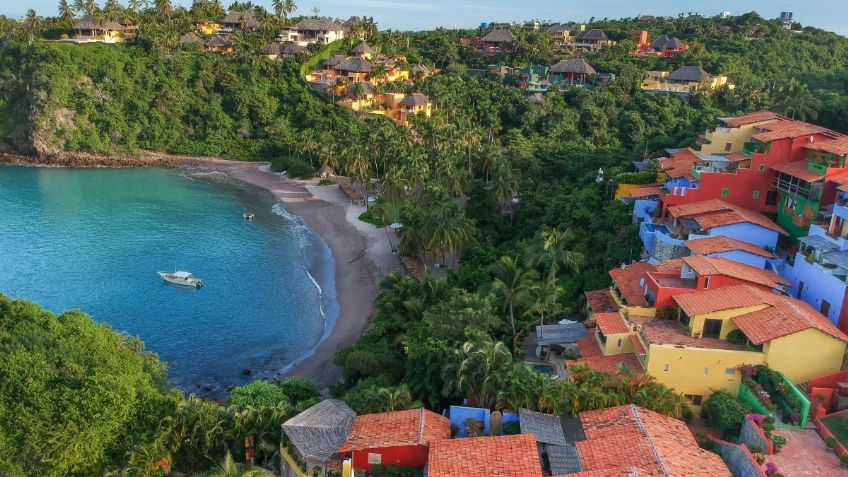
(632, 31, 689, 57)
(337, 408, 450, 473)
(658, 116, 845, 218)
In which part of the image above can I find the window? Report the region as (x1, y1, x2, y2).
(753, 190, 760, 200)
(821, 300, 831, 317)
(721, 187, 728, 197)
(759, 164, 767, 172)
(368, 453, 382, 465)
(725, 142, 732, 152)
(704, 276, 711, 289)
(703, 367, 709, 375)
(703, 319, 723, 339)
(786, 197, 797, 210)
(663, 364, 669, 372)
(684, 394, 704, 406)
(725, 368, 736, 375)
(797, 281, 804, 299)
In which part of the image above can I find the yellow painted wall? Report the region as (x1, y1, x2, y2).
(689, 305, 769, 340)
(700, 125, 760, 155)
(597, 329, 635, 355)
(645, 345, 765, 401)
(764, 329, 847, 383)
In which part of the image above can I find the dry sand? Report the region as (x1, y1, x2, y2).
(204, 162, 399, 389)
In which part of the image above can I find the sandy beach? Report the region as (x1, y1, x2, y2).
(199, 161, 399, 389)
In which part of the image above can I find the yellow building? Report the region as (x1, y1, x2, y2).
(586, 283, 847, 408)
(642, 66, 734, 94)
(71, 16, 129, 43)
(198, 21, 220, 36)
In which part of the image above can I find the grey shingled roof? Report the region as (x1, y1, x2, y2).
(549, 58, 596, 75)
(401, 93, 430, 107)
(73, 15, 125, 31)
(221, 10, 260, 29)
(535, 322, 587, 346)
(669, 65, 710, 82)
(575, 29, 608, 42)
(650, 35, 684, 50)
(519, 408, 569, 446)
(295, 18, 344, 31)
(351, 42, 375, 55)
(282, 399, 355, 462)
(336, 57, 373, 73)
(179, 32, 203, 44)
(204, 35, 230, 48)
(481, 28, 515, 43)
(546, 443, 582, 475)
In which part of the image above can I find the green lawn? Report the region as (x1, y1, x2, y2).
(820, 414, 848, 448)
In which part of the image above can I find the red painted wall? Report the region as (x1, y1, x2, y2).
(348, 445, 428, 474)
(646, 272, 773, 309)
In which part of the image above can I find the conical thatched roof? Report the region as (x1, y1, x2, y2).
(204, 35, 230, 48)
(73, 15, 125, 31)
(336, 57, 373, 73)
(323, 54, 346, 67)
(283, 43, 307, 55)
(179, 32, 203, 44)
(221, 10, 260, 29)
(550, 58, 596, 75)
(262, 42, 282, 55)
(669, 65, 710, 82)
(401, 93, 430, 107)
(650, 35, 684, 50)
(351, 42, 375, 55)
(282, 400, 355, 462)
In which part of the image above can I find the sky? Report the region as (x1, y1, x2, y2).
(7, 0, 848, 36)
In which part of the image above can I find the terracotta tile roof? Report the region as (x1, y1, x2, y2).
(804, 136, 848, 156)
(769, 161, 825, 183)
(566, 352, 643, 374)
(338, 408, 449, 452)
(658, 150, 699, 180)
(577, 334, 603, 358)
(640, 318, 748, 350)
(684, 236, 775, 258)
(585, 289, 619, 314)
(721, 111, 783, 128)
(427, 434, 543, 477)
(682, 255, 789, 290)
(627, 185, 662, 198)
(726, 151, 751, 162)
(630, 335, 646, 355)
(835, 175, 848, 193)
(752, 120, 832, 142)
(609, 262, 655, 307)
(733, 299, 848, 344)
(576, 405, 731, 476)
(672, 284, 779, 317)
(595, 312, 629, 335)
(653, 258, 684, 274)
(667, 199, 786, 234)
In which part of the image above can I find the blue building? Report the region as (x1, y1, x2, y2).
(781, 188, 848, 331)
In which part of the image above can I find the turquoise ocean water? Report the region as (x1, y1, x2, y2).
(0, 165, 337, 395)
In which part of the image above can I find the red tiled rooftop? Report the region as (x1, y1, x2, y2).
(338, 408, 450, 452)
(640, 318, 747, 350)
(682, 255, 789, 290)
(722, 111, 783, 128)
(577, 334, 603, 358)
(672, 284, 778, 317)
(804, 136, 848, 156)
(668, 199, 786, 234)
(658, 150, 699, 180)
(752, 120, 833, 142)
(630, 335, 646, 355)
(427, 434, 543, 477)
(726, 151, 751, 162)
(733, 299, 848, 345)
(684, 236, 775, 259)
(577, 405, 731, 476)
(652, 274, 697, 289)
(585, 289, 619, 314)
(567, 352, 643, 374)
(769, 160, 825, 182)
(609, 262, 655, 307)
(628, 185, 662, 198)
(654, 258, 684, 274)
(595, 312, 629, 335)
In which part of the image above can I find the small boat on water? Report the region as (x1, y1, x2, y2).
(243, 212, 255, 220)
(157, 270, 203, 288)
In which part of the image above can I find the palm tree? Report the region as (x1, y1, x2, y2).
(25, 10, 44, 30)
(83, 0, 98, 15)
(127, 0, 141, 12)
(488, 255, 537, 337)
(209, 452, 272, 477)
(282, 0, 296, 20)
(73, 0, 85, 14)
(209, 0, 225, 16)
(154, 0, 172, 17)
(771, 78, 820, 121)
(523, 272, 562, 339)
(537, 228, 584, 278)
(377, 384, 414, 411)
(58, 0, 75, 24)
(489, 158, 521, 220)
(443, 341, 512, 409)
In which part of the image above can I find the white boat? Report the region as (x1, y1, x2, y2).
(157, 270, 203, 288)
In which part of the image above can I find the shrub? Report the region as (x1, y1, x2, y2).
(839, 454, 848, 466)
(227, 380, 291, 408)
(277, 377, 320, 405)
(271, 156, 315, 178)
(502, 422, 520, 435)
(726, 329, 747, 344)
(825, 436, 837, 449)
(703, 391, 747, 433)
(464, 418, 485, 437)
(770, 433, 787, 452)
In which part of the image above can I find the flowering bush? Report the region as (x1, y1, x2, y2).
(765, 462, 779, 476)
(749, 414, 766, 426)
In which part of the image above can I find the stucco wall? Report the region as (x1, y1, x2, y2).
(709, 250, 768, 269)
(708, 223, 779, 251)
(764, 329, 847, 383)
(739, 415, 773, 454)
(710, 438, 768, 477)
(784, 252, 846, 326)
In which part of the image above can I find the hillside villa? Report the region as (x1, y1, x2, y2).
(632, 30, 689, 57)
(573, 28, 614, 50)
(475, 28, 516, 55)
(642, 65, 733, 94)
(69, 15, 137, 43)
(279, 18, 346, 46)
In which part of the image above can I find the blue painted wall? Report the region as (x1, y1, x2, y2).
(707, 223, 779, 251)
(706, 250, 768, 269)
(632, 199, 658, 223)
(449, 406, 491, 437)
(782, 253, 846, 325)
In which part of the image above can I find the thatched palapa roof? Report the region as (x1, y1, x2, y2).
(262, 42, 282, 55)
(575, 28, 609, 42)
(221, 10, 260, 29)
(401, 93, 430, 107)
(179, 32, 203, 44)
(283, 43, 307, 55)
(73, 15, 125, 31)
(282, 399, 355, 462)
(205, 35, 230, 48)
(336, 57, 373, 73)
(295, 18, 344, 32)
(549, 58, 596, 75)
(481, 28, 515, 43)
(323, 54, 346, 67)
(547, 24, 571, 34)
(669, 65, 710, 83)
(351, 42, 375, 55)
(650, 35, 684, 50)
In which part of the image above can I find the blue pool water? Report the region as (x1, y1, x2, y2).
(0, 165, 337, 394)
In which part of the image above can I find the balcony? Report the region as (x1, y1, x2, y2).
(743, 140, 763, 158)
